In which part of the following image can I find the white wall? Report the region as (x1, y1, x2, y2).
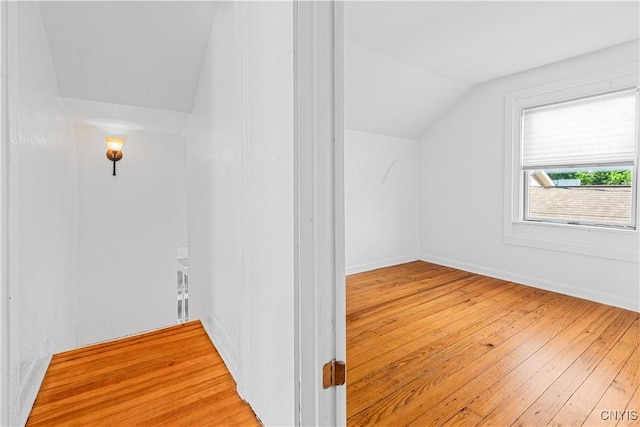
(75, 125, 187, 346)
(6, 2, 77, 424)
(243, 4, 295, 422)
(186, 2, 295, 425)
(419, 41, 640, 311)
(187, 0, 242, 379)
(345, 129, 418, 274)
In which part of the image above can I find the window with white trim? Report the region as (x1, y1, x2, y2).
(504, 66, 639, 262)
(521, 89, 638, 229)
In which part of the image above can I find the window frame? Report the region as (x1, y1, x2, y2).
(504, 63, 639, 263)
(521, 89, 638, 229)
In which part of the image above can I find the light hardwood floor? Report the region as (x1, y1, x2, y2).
(25, 261, 639, 426)
(347, 261, 639, 426)
(27, 321, 259, 426)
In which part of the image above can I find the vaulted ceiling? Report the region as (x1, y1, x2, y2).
(345, 1, 640, 139)
(40, 1, 218, 113)
(38, 1, 639, 139)
(39, 1, 218, 133)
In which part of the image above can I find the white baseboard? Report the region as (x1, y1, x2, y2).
(346, 254, 419, 275)
(15, 355, 51, 426)
(200, 315, 240, 384)
(420, 253, 639, 312)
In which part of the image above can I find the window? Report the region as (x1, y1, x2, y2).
(521, 89, 638, 229)
(504, 65, 639, 262)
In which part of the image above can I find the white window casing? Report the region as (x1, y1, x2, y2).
(504, 63, 639, 263)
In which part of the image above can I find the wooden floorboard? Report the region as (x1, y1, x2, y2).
(347, 261, 640, 427)
(27, 321, 260, 426)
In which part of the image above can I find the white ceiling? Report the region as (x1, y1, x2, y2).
(61, 97, 189, 136)
(40, 1, 218, 114)
(345, 1, 640, 139)
(345, 42, 469, 138)
(37, 1, 639, 140)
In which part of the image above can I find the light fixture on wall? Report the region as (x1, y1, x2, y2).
(106, 137, 125, 176)
(86, 118, 143, 177)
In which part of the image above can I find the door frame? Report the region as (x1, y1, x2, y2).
(293, 1, 346, 425)
(0, 0, 10, 424)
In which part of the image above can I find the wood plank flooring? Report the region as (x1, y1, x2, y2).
(27, 321, 260, 426)
(347, 261, 640, 427)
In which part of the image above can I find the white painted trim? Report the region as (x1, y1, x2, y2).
(503, 225, 639, 264)
(503, 63, 640, 264)
(15, 356, 50, 426)
(238, 0, 249, 403)
(420, 253, 639, 312)
(0, 0, 9, 423)
(293, 2, 343, 425)
(345, 254, 419, 276)
(199, 316, 240, 384)
(333, 2, 346, 425)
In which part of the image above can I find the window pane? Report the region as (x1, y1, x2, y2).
(522, 90, 637, 168)
(526, 167, 633, 227)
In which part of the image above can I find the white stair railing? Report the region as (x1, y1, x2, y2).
(177, 247, 189, 323)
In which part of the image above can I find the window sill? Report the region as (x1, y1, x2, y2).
(504, 220, 639, 263)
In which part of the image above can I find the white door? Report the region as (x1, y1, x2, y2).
(294, 1, 346, 426)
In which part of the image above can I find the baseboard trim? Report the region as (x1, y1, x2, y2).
(346, 254, 419, 275)
(200, 316, 240, 383)
(420, 253, 639, 312)
(15, 354, 51, 426)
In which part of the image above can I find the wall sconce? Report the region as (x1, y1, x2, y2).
(86, 118, 143, 177)
(106, 137, 125, 176)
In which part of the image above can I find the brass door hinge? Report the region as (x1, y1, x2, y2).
(322, 360, 346, 388)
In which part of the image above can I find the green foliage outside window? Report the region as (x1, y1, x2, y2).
(547, 170, 632, 186)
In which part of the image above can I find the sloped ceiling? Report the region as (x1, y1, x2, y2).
(38, 1, 639, 139)
(40, 1, 218, 112)
(39, 1, 218, 133)
(345, 1, 640, 139)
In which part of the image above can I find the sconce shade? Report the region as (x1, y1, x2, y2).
(88, 118, 138, 178)
(105, 137, 125, 176)
(106, 150, 123, 162)
(106, 137, 125, 152)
